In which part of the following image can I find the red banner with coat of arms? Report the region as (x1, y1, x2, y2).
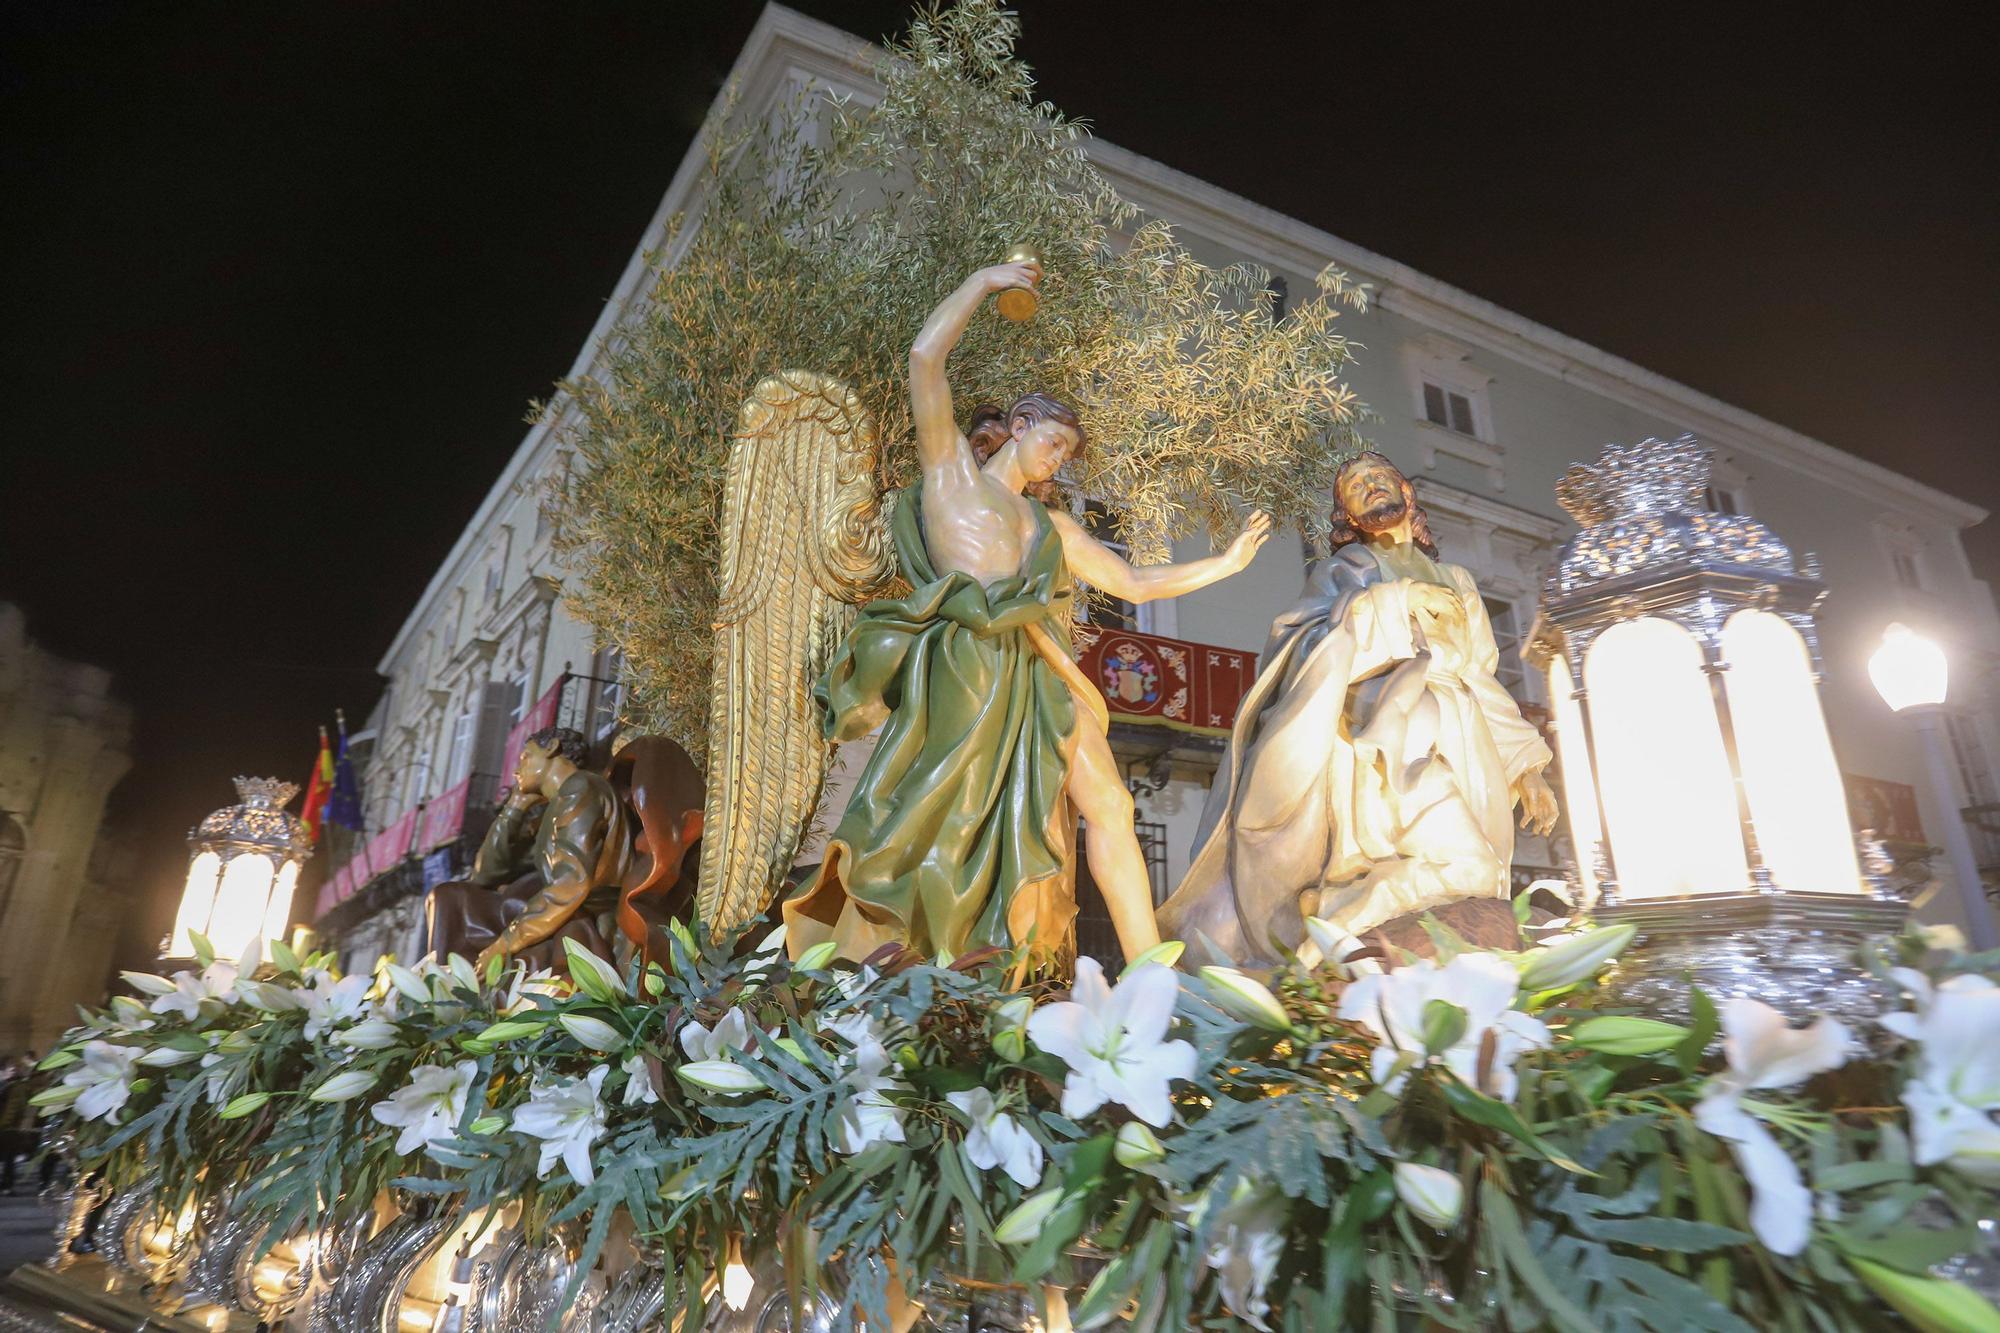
(1072, 625, 1258, 737)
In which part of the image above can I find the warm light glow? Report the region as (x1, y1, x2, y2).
(723, 1233, 755, 1312)
(170, 851, 222, 958)
(1868, 622, 1949, 712)
(206, 852, 277, 963)
(1545, 653, 1602, 904)
(260, 860, 301, 951)
(1584, 617, 1749, 898)
(1722, 612, 1864, 894)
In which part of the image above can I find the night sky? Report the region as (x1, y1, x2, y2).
(3, 2, 1995, 957)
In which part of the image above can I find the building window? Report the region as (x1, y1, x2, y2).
(1945, 713, 1997, 806)
(1422, 381, 1479, 437)
(484, 558, 504, 606)
(1483, 595, 1534, 704)
(1890, 546, 1924, 590)
(589, 649, 627, 746)
(1266, 275, 1289, 323)
(1079, 501, 1142, 633)
(446, 707, 476, 788)
(1703, 485, 1742, 515)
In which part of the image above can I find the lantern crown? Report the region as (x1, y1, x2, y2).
(190, 775, 313, 860)
(1546, 434, 1802, 598)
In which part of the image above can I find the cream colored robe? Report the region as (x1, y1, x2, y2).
(1158, 542, 1552, 967)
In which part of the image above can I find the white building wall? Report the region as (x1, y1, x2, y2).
(328, 5, 2000, 941)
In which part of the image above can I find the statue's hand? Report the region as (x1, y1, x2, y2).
(1407, 582, 1464, 627)
(1514, 769, 1559, 836)
(976, 259, 1041, 297)
(1226, 510, 1273, 569)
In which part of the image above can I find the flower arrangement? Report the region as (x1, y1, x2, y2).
(30, 913, 2000, 1330)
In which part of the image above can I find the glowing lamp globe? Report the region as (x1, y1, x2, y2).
(1868, 622, 1948, 713)
(1527, 436, 1906, 1022)
(167, 777, 314, 964)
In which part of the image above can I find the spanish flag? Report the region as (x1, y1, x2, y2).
(301, 725, 334, 844)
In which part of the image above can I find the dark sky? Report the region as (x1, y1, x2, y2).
(3, 2, 1995, 951)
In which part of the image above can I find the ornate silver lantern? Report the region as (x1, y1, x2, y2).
(166, 776, 315, 965)
(1527, 435, 1907, 1022)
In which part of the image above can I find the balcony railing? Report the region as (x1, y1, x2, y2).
(1072, 624, 1259, 738)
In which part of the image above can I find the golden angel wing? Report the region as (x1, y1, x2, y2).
(699, 371, 895, 935)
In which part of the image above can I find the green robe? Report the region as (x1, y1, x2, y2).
(784, 489, 1095, 965)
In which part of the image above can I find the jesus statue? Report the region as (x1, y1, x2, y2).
(785, 258, 1272, 970)
(1158, 451, 1558, 967)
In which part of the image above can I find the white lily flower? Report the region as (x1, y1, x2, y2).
(149, 962, 241, 1022)
(1919, 923, 1969, 953)
(60, 1041, 142, 1122)
(1336, 952, 1550, 1101)
(300, 973, 371, 1040)
(620, 1052, 660, 1106)
(946, 1087, 1044, 1188)
(1693, 997, 1851, 1256)
(680, 1008, 755, 1062)
(199, 1050, 229, 1105)
(369, 1061, 478, 1158)
(513, 1067, 610, 1186)
(1025, 958, 1196, 1128)
(1203, 1182, 1288, 1331)
(499, 967, 566, 1017)
(1884, 970, 2000, 1182)
(1394, 1163, 1464, 1230)
(833, 1038, 907, 1155)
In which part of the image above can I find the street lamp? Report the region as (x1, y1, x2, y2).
(166, 777, 314, 964)
(1868, 623, 1999, 951)
(1529, 435, 1907, 1021)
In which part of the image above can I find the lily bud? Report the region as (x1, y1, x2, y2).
(468, 1115, 507, 1136)
(990, 996, 1033, 1062)
(447, 954, 481, 993)
(1393, 1163, 1464, 1231)
(1199, 966, 1290, 1032)
(1566, 1015, 1688, 1056)
(993, 1187, 1065, 1245)
(559, 1014, 625, 1051)
(1851, 1256, 2000, 1333)
(1304, 917, 1382, 976)
(218, 1091, 274, 1120)
(384, 963, 432, 1005)
(1114, 1120, 1167, 1169)
(136, 1046, 201, 1067)
(120, 971, 176, 998)
(563, 939, 628, 1002)
(795, 941, 840, 973)
(307, 1070, 379, 1102)
(337, 1019, 401, 1051)
(1121, 940, 1185, 976)
(1516, 924, 1636, 993)
(677, 1060, 764, 1095)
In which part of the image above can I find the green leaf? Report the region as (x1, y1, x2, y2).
(269, 939, 300, 974)
(190, 930, 215, 967)
(1675, 986, 1719, 1074)
(1480, 1180, 1600, 1333)
(1815, 1158, 1913, 1193)
(1441, 1078, 1592, 1175)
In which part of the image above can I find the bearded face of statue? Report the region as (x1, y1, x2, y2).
(1336, 456, 1413, 534)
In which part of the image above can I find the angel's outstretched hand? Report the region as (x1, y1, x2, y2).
(1227, 510, 1273, 570)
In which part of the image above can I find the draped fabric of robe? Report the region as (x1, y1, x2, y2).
(784, 489, 1105, 966)
(1158, 542, 1552, 968)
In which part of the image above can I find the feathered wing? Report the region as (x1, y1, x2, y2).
(698, 371, 895, 934)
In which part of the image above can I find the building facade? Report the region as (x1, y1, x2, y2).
(314, 5, 2000, 964)
(0, 604, 136, 1053)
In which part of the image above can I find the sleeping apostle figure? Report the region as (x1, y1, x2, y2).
(784, 258, 1272, 971)
(1158, 451, 1559, 968)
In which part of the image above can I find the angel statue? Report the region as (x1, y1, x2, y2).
(704, 257, 1271, 971)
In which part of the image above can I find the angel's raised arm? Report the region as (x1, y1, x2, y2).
(909, 261, 1040, 472)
